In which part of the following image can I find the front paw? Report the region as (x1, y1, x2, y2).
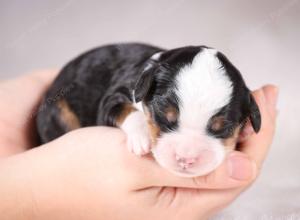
(120, 111, 151, 156)
(127, 131, 151, 156)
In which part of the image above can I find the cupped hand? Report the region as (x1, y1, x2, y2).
(0, 71, 278, 220)
(0, 70, 58, 156)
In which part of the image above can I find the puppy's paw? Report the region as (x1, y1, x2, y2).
(120, 111, 151, 156)
(126, 131, 151, 156)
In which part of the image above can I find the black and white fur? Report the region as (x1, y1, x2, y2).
(37, 43, 261, 177)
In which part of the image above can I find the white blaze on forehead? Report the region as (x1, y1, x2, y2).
(176, 48, 233, 129)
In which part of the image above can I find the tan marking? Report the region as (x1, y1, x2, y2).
(222, 126, 241, 152)
(57, 100, 81, 131)
(165, 106, 178, 123)
(144, 107, 160, 145)
(115, 103, 137, 127)
(210, 116, 225, 131)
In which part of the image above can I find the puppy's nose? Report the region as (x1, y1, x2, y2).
(175, 155, 197, 169)
(175, 149, 216, 170)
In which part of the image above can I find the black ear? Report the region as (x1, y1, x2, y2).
(248, 93, 261, 133)
(134, 61, 156, 102)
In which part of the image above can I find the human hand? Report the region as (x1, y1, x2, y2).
(0, 70, 58, 157)
(0, 71, 277, 220)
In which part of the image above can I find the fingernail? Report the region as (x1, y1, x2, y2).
(228, 154, 256, 181)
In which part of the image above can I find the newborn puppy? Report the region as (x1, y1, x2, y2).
(36, 43, 261, 177)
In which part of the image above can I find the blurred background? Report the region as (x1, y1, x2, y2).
(1, 0, 299, 219)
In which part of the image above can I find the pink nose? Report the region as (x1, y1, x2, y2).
(175, 149, 215, 170)
(175, 155, 197, 169)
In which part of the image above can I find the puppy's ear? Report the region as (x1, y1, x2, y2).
(134, 60, 157, 102)
(248, 93, 261, 133)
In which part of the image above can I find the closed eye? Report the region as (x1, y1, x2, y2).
(207, 116, 236, 138)
(151, 102, 179, 132)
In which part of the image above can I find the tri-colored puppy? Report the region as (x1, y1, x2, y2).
(36, 43, 261, 177)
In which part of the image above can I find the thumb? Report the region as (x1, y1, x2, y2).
(143, 151, 256, 189)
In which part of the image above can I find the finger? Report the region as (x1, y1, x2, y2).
(20, 69, 59, 84)
(1, 69, 58, 93)
(238, 85, 278, 169)
(0, 70, 59, 148)
(262, 85, 279, 119)
(182, 187, 243, 218)
(137, 151, 256, 190)
(0, 70, 59, 118)
(187, 174, 258, 218)
(13, 69, 58, 108)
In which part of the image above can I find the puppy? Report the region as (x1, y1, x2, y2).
(36, 43, 261, 177)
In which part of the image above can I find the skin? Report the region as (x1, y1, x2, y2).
(0, 70, 278, 220)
